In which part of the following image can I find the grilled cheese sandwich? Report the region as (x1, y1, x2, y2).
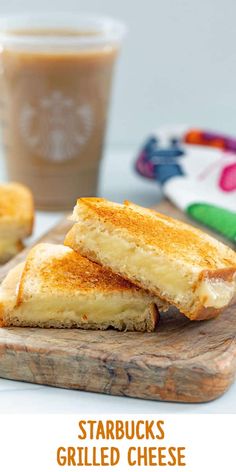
(0, 182, 34, 263)
(0, 239, 24, 264)
(0, 243, 167, 331)
(65, 198, 236, 320)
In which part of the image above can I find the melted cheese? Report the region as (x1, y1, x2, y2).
(196, 278, 235, 308)
(0, 263, 153, 326)
(75, 222, 193, 305)
(74, 222, 235, 310)
(13, 294, 150, 324)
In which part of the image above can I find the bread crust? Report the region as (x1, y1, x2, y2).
(188, 305, 222, 321)
(16, 243, 147, 308)
(66, 198, 236, 321)
(75, 198, 236, 270)
(0, 303, 158, 332)
(0, 246, 160, 332)
(199, 267, 236, 283)
(0, 182, 34, 263)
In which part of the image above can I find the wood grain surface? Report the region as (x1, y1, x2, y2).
(0, 201, 235, 403)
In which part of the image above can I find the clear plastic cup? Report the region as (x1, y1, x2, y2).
(0, 14, 126, 210)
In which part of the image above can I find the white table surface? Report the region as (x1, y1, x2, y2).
(0, 145, 235, 414)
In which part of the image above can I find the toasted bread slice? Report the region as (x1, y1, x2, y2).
(0, 243, 167, 331)
(0, 182, 34, 263)
(65, 198, 236, 320)
(0, 239, 24, 264)
(0, 182, 34, 238)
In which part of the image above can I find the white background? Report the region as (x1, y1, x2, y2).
(0, 0, 236, 145)
(0, 415, 235, 471)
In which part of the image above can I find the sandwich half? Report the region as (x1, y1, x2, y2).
(65, 198, 236, 320)
(0, 182, 34, 263)
(0, 243, 167, 331)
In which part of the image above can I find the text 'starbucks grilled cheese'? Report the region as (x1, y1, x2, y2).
(65, 198, 236, 320)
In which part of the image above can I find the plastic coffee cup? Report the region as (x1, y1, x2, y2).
(0, 14, 126, 210)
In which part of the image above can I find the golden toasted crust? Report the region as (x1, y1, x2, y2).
(75, 198, 236, 270)
(188, 305, 222, 321)
(0, 252, 160, 332)
(64, 225, 77, 251)
(0, 182, 34, 237)
(17, 243, 144, 306)
(198, 267, 236, 284)
(190, 269, 236, 320)
(0, 263, 24, 326)
(65, 197, 236, 320)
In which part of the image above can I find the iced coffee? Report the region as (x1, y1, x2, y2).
(0, 15, 125, 210)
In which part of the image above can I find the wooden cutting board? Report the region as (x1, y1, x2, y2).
(0, 201, 235, 403)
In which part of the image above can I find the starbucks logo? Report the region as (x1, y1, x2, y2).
(19, 91, 93, 162)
